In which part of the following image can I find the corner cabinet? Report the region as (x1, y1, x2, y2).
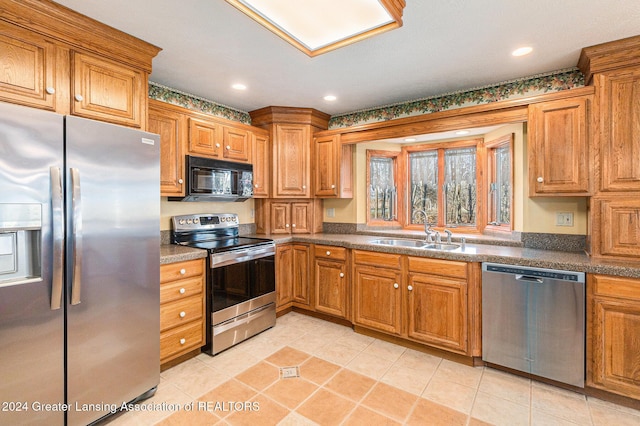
(275, 243, 311, 313)
(588, 274, 640, 400)
(528, 95, 591, 196)
(0, 2, 160, 129)
(160, 259, 206, 367)
(273, 124, 311, 197)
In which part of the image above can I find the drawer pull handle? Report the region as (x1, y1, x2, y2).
(180, 268, 186, 275)
(179, 338, 186, 345)
(179, 311, 186, 318)
(326, 251, 331, 256)
(179, 288, 186, 294)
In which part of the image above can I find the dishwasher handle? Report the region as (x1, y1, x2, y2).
(515, 274, 544, 284)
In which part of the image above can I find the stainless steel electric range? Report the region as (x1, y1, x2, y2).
(171, 213, 276, 355)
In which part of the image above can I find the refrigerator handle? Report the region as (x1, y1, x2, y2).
(70, 168, 83, 305)
(50, 167, 64, 310)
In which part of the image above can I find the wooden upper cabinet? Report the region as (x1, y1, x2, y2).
(0, 21, 61, 111)
(528, 96, 590, 196)
(273, 124, 311, 197)
(314, 134, 354, 198)
(596, 69, 640, 193)
(222, 126, 251, 162)
(591, 196, 640, 258)
(148, 100, 187, 196)
(71, 52, 144, 128)
(252, 131, 270, 197)
(188, 117, 222, 157)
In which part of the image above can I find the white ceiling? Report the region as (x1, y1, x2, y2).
(55, 0, 640, 117)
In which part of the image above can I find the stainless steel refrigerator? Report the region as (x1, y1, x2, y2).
(0, 102, 160, 425)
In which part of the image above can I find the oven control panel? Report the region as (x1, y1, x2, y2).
(172, 213, 238, 231)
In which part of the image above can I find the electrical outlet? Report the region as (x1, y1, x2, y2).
(326, 208, 335, 218)
(556, 212, 574, 227)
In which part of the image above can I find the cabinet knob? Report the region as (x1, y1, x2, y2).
(46, 87, 56, 95)
(179, 338, 186, 345)
(331, 184, 336, 189)
(226, 145, 231, 150)
(179, 311, 186, 318)
(74, 94, 84, 102)
(537, 176, 544, 183)
(215, 143, 220, 148)
(178, 178, 184, 184)
(326, 251, 331, 256)
(292, 224, 296, 228)
(285, 224, 290, 228)
(302, 185, 307, 189)
(394, 283, 399, 289)
(180, 268, 186, 275)
(179, 288, 186, 294)
(340, 272, 344, 278)
(407, 285, 413, 291)
(254, 184, 259, 188)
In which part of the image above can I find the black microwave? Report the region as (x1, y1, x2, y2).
(169, 155, 253, 202)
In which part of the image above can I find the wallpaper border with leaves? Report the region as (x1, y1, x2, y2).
(328, 68, 585, 129)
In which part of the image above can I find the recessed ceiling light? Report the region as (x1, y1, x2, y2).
(324, 95, 337, 101)
(404, 138, 417, 142)
(232, 83, 247, 90)
(225, 0, 405, 57)
(455, 130, 470, 135)
(512, 47, 533, 57)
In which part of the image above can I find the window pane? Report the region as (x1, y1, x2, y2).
(444, 147, 476, 227)
(369, 157, 395, 220)
(409, 151, 438, 224)
(490, 145, 511, 225)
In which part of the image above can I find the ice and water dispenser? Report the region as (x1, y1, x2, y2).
(0, 204, 42, 286)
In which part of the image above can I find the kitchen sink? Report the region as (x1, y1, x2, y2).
(422, 243, 460, 251)
(369, 238, 428, 248)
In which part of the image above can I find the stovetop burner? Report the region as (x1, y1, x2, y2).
(184, 236, 274, 253)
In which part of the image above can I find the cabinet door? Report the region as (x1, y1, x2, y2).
(597, 69, 640, 192)
(594, 197, 640, 258)
(407, 273, 468, 353)
(528, 96, 590, 195)
(222, 126, 251, 163)
(275, 244, 293, 309)
(148, 102, 186, 196)
(273, 124, 310, 197)
(270, 202, 292, 234)
(71, 52, 143, 128)
(0, 21, 60, 111)
(252, 132, 270, 197)
(291, 202, 313, 234)
(315, 259, 348, 318)
(353, 264, 402, 334)
(292, 244, 311, 307)
(588, 275, 640, 399)
(188, 117, 221, 157)
(314, 134, 339, 197)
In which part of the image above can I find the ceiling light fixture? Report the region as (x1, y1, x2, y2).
(404, 138, 417, 142)
(512, 46, 533, 57)
(324, 95, 337, 101)
(455, 130, 470, 135)
(232, 83, 247, 90)
(225, 0, 406, 57)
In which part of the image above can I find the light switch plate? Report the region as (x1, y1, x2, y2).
(326, 208, 335, 218)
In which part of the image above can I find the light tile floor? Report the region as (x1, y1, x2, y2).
(105, 312, 640, 425)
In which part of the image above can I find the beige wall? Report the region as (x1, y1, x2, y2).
(323, 122, 588, 235)
(160, 198, 254, 230)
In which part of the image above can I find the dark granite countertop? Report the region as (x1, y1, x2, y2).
(161, 233, 640, 279)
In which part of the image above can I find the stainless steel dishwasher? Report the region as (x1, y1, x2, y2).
(482, 263, 585, 387)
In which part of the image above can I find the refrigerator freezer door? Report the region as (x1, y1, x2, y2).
(65, 116, 160, 425)
(0, 103, 65, 425)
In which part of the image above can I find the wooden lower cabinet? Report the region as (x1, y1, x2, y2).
(159, 258, 206, 366)
(314, 245, 349, 319)
(275, 243, 311, 312)
(588, 274, 640, 400)
(352, 250, 403, 334)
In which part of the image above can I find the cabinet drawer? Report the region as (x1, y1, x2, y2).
(314, 245, 347, 261)
(592, 275, 640, 301)
(160, 295, 203, 332)
(160, 259, 204, 283)
(160, 321, 204, 362)
(353, 250, 401, 269)
(407, 256, 467, 279)
(160, 276, 203, 304)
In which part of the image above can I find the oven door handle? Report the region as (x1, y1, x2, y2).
(210, 245, 275, 267)
(213, 304, 274, 336)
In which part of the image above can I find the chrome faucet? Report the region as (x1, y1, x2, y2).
(444, 229, 453, 243)
(434, 231, 441, 243)
(413, 210, 433, 242)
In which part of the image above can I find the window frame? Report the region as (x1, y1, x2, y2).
(365, 149, 403, 227)
(485, 133, 514, 233)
